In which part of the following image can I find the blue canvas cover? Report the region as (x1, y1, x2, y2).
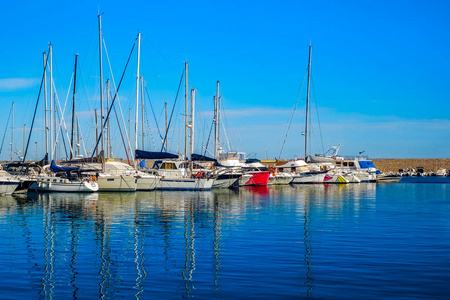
(49, 160, 80, 173)
(135, 149, 179, 159)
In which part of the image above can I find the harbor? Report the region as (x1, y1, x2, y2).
(1, 1, 449, 299)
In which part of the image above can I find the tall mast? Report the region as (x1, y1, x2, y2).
(43, 52, 48, 156)
(165, 102, 168, 151)
(135, 32, 141, 159)
(49, 43, 53, 161)
(11, 102, 14, 161)
(190, 88, 195, 161)
(70, 54, 78, 159)
(94, 109, 98, 156)
(184, 62, 188, 159)
(214, 80, 220, 159)
(304, 45, 312, 160)
(98, 14, 104, 163)
(141, 76, 145, 150)
(106, 79, 111, 157)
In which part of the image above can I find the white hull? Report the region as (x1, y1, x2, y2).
(0, 180, 20, 195)
(29, 178, 98, 192)
(212, 177, 239, 188)
(97, 174, 136, 192)
(324, 174, 348, 184)
(376, 175, 402, 183)
(268, 174, 294, 185)
(136, 174, 160, 191)
(291, 171, 328, 184)
(157, 178, 214, 191)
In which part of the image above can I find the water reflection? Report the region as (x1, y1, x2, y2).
(0, 183, 379, 299)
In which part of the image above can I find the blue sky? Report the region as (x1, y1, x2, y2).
(0, 0, 449, 161)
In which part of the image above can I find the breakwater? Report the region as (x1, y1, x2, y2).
(372, 159, 450, 174)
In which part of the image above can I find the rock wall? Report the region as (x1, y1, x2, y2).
(372, 159, 450, 173)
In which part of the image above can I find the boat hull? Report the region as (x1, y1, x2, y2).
(239, 171, 270, 186)
(157, 178, 214, 191)
(97, 174, 136, 192)
(268, 173, 294, 185)
(291, 171, 328, 184)
(136, 175, 160, 191)
(212, 173, 241, 188)
(29, 178, 98, 192)
(0, 180, 21, 195)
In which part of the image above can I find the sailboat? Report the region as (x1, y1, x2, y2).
(290, 45, 330, 184)
(138, 63, 214, 191)
(28, 160, 98, 192)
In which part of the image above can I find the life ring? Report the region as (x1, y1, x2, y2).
(196, 171, 204, 178)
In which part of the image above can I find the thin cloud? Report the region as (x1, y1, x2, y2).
(0, 78, 37, 91)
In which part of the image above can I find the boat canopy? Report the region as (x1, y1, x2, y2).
(135, 149, 179, 160)
(358, 160, 376, 169)
(191, 153, 226, 167)
(50, 160, 80, 173)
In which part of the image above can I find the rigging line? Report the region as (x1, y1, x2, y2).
(219, 98, 232, 151)
(91, 36, 137, 158)
(311, 74, 325, 155)
(51, 75, 73, 160)
(278, 69, 308, 159)
(159, 68, 185, 152)
(142, 97, 157, 151)
(56, 107, 69, 159)
(144, 85, 165, 150)
(202, 119, 215, 157)
(113, 104, 131, 165)
(103, 36, 135, 159)
(22, 50, 49, 163)
(0, 104, 13, 155)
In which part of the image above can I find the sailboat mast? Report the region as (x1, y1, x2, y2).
(11, 102, 14, 161)
(49, 43, 53, 161)
(70, 54, 78, 159)
(184, 62, 188, 159)
(190, 88, 195, 161)
(165, 102, 168, 151)
(98, 14, 104, 163)
(106, 79, 111, 157)
(214, 80, 220, 159)
(304, 45, 312, 160)
(135, 32, 141, 159)
(43, 52, 48, 157)
(141, 76, 145, 150)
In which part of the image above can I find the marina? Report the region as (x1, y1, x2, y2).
(1, 180, 449, 299)
(1, 2, 449, 299)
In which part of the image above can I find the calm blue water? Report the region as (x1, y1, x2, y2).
(1, 179, 449, 299)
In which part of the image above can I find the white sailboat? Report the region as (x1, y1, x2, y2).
(291, 45, 328, 184)
(140, 63, 214, 191)
(28, 161, 98, 193)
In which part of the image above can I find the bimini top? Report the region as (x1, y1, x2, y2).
(358, 160, 376, 169)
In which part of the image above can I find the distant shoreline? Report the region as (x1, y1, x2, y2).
(372, 158, 450, 173)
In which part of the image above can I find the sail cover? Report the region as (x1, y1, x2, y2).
(135, 149, 179, 160)
(50, 160, 80, 173)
